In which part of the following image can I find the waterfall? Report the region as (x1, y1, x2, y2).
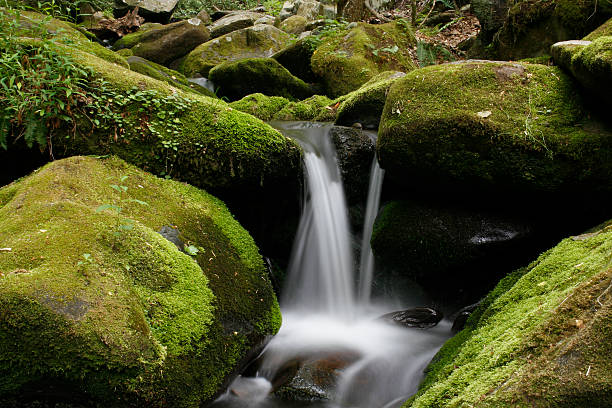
(278, 122, 355, 317)
(358, 155, 385, 304)
(212, 122, 450, 408)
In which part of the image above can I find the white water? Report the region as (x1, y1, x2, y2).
(213, 122, 450, 408)
(358, 156, 385, 304)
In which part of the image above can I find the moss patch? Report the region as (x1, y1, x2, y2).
(335, 70, 405, 129)
(311, 20, 417, 98)
(229, 93, 291, 121)
(127, 55, 216, 97)
(407, 222, 612, 407)
(378, 60, 612, 197)
(209, 58, 314, 101)
(0, 156, 281, 406)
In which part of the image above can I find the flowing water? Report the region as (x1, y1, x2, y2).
(212, 122, 451, 408)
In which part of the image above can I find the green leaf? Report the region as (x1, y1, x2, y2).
(125, 198, 149, 206)
(95, 204, 113, 212)
(110, 184, 122, 193)
(185, 245, 199, 256)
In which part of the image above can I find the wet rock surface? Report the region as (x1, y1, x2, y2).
(379, 307, 444, 329)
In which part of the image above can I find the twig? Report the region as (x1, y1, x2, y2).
(365, 1, 391, 22)
(596, 278, 612, 307)
(587, 0, 598, 20)
(418, 0, 437, 28)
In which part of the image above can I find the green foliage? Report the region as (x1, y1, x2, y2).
(174, 0, 260, 18)
(416, 40, 454, 67)
(0, 7, 91, 151)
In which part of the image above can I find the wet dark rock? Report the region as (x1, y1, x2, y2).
(450, 301, 481, 332)
(371, 200, 537, 303)
(158, 225, 184, 251)
(330, 126, 375, 205)
(379, 307, 443, 329)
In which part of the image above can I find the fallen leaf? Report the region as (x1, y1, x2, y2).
(477, 110, 492, 118)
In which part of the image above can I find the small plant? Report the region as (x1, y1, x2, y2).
(96, 175, 148, 240)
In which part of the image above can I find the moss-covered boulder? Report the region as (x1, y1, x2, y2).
(127, 56, 216, 97)
(335, 70, 405, 129)
(311, 20, 417, 97)
(406, 221, 612, 407)
(111, 18, 210, 66)
(0, 156, 281, 406)
(486, 0, 612, 60)
(371, 200, 536, 302)
(181, 24, 292, 77)
(378, 60, 612, 200)
(280, 15, 307, 34)
(209, 58, 314, 101)
(229, 93, 291, 121)
(551, 37, 612, 105)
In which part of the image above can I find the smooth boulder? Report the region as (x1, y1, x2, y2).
(378, 60, 612, 200)
(114, 0, 179, 22)
(113, 18, 210, 66)
(208, 58, 314, 101)
(0, 156, 281, 406)
(182, 25, 292, 77)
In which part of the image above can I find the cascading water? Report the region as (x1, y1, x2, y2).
(358, 156, 385, 305)
(212, 122, 450, 408)
(280, 122, 355, 316)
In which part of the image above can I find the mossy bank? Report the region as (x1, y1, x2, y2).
(406, 221, 612, 407)
(0, 156, 281, 407)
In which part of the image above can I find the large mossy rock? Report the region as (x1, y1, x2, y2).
(229, 93, 333, 122)
(335, 70, 405, 129)
(484, 0, 612, 60)
(378, 60, 612, 201)
(405, 221, 612, 407)
(209, 58, 314, 101)
(371, 200, 536, 302)
(311, 21, 417, 97)
(0, 156, 281, 406)
(111, 18, 210, 66)
(551, 37, 612, 105)
(181, 24, 292, 77)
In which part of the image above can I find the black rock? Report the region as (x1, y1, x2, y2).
(379, 307, 443, 329)
(158, 225, 184, 251)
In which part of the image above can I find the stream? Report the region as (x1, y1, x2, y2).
(211, 122, 452, 408)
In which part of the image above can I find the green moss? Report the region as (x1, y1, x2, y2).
(15, 35, 302, 194)
(311, 20, 417, 97)
(335, 70, 405, 128)
(584, 17, 612, 40)
(229, 93, 290, 121)
(570, 36, 612, 92)
(181, 25, 291, 78)
(0, 156, 281, 406)
(407, 222, 612, 407)
(274, 95, 334, 121)
(208, 58, 314, 101)
(127, 56, 216, 97)
(112, 23, 164, 50)
(116, 47, 134, 57)
(378, 61, 612, 195)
